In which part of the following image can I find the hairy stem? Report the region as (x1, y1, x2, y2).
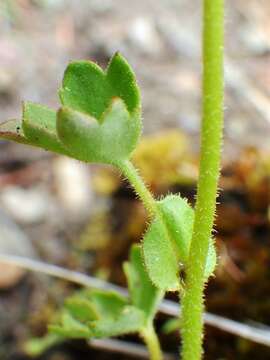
(141, 325, 163, 360)
(117, 159, 184, 290)
(116, 159, 158, 218)
(181, 0, 224, 359)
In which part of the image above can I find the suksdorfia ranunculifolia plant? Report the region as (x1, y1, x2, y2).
(0, 0, 224, 358)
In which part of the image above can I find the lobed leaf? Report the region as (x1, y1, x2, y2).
(0, 53, 141, 164)
(85, 291, 146, 337)
(49, 311, 91, 338)
(65, 297, 98, 322)
(59, 52, 140, 119)
(57, 98, 141, 164)
(106, 52, 140, 114)
(49, 289, 145, 339)
(88, 305, 145, 338)
(83, 290, 128, 319)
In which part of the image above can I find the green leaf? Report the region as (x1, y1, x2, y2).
(57, 98, 141, 164)
(0, 118, 32, 145)
(22, 102, 69, 155)
(0, 108, 70, 157)
(49, 311, 91, 338)
(161, 318, 180, 334)
(158, 194, 194, 264)
(65, 297, 98, 322)
(84, 290, 146, 338)
(142, 194, 217, 290)
(159, 195, 216, 279)
(124, 244, 163, 321)
(59, 52, 140, 120)
(106, 52, 141, 114)
(0, 53, 141, 164)
(83, 290, 145, 336)
(49, 290, 145, 339)
(88, 305, 145, 338)
(0, 104, 70, 156)
(143, 219, 180, 291)
(24, 334, 62, 357)
(84, 290, 128, 319)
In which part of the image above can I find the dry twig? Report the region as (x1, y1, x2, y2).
(1, 254, 270, 348)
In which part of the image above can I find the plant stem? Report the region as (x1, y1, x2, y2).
(118, 159, 185, 294)
(181, 0, 224, 359)
(141, 325, 163, 360)
(117, 159, 158, 218)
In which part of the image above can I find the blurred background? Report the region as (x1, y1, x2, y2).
(0, 0, 270, 359)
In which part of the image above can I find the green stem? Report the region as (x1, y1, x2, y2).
(116, 159, 158, 218)
(117, 160, 185, 294)
(117, 159, 183, 283)
(181, 0, 224, 359)
(141, 325, 163, 360)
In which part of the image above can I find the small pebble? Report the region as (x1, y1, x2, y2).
(1, 186, 50, 224)
(128, 17, 162, 55)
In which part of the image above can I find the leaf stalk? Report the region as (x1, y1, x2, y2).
(141, 325, 163, 360)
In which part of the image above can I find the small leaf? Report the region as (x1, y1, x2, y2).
(84, 289, 128, 319)
(158, 194, 194, 264)
(143, 219, 180, 291)
(142, 194, 217, 290)
(159, 195, 217, 279)
(124, 244, 163, 321)
(161, 318, 180, 334)
(83, 290, 145, 336)
(0, 119, 31, 144)
(56, 106, 99, 161)
(23, 102, 69, 155)
(57, 98, 141, 164)
(59, 52, 140, 119)
(49, 311, 91, 338)
(106, 52, 140, 114)
(0, 106, 70, 156)
(59, 61, 109, 120)
(89, 305, 145, 338)
(49, 290, 145, 339)
(24, 334, 61, 357)
(65, 297, 98, 322)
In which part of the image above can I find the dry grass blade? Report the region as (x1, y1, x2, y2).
(1, 254, 270, 347)
(90, 338, 175, 360)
